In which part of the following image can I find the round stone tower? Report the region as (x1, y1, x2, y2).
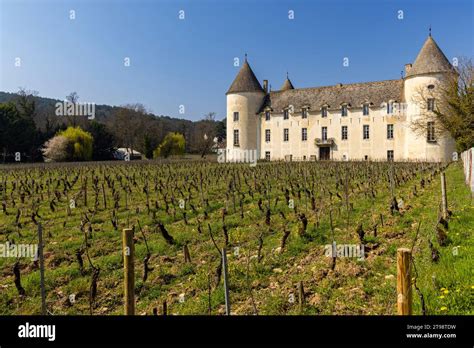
(226, 57, 266, 162)
(403, 34, 456, 161)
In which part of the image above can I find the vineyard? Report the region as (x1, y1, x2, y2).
(0, 160, 472, 315)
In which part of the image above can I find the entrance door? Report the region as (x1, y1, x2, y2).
(319, 147, 330, 160)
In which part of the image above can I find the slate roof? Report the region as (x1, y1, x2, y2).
(280, 78, 295, 91)
(258, 79, 404, 113)
(226, 59, 264, 94)
(406, 36, 453, 77)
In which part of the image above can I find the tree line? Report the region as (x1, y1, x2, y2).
(0, 90, 226, 162)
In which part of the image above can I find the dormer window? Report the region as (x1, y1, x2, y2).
(427, 98, 435, 111)
(302, 108, 308, 119)
(363, 104, 369, 116)
(283, 109, 289, 120)
(341, 105, 348, 117)
(265, 110, 271, 121)
(321, 106, 328, 118)
(387, 102, 394, 114)
(233, 112, 239, 122)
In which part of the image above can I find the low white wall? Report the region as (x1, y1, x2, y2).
(460, 147, 474, 192)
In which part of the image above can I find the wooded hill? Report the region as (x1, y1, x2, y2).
(0, 91, 226, 159)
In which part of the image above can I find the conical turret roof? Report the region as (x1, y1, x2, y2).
(406, 35, 453, 77)
(226, 58, 264, 94)
(280, 77, 295, 91)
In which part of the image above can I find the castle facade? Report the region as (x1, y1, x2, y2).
(226, 35, 456, 162)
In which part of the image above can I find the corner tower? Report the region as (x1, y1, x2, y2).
(403, 34, 456, 161)
(226, 57, 266, 161)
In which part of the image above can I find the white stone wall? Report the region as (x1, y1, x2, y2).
(403, 73, 456, 161)
(226, 92, 265, 161)
(259, 106, 407, 161)
(227, 76, 456, 162)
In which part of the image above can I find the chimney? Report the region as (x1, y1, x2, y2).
(405, 63, 412, 75)
(263, 80, 268, 93)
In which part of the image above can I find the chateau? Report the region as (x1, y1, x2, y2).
(225, 35, 456, 162)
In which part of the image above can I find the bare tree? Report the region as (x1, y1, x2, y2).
(108, 103, 148, 155)
(66, 91, 79, 104)
(16, 88, 38, 117)
(66, 92, 80, 127)
(197, 112, 217, 158)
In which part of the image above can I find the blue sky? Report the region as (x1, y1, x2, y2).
(0, 0, 472, 121)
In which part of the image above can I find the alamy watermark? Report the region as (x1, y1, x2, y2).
(324, 242, 365, 261)
(0, 242, 38, 260)
(55, 101, 95, 120)
(217, 148, 257, 167)
(18, 322, 55, 341)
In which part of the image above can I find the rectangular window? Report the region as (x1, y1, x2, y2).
(302, 108, 307, 119)
(427, 98, 435, 111)
(283, 128, 289, 142)
(387, 150, 394, 161)
(387, 124, 394, 139)
(363, 104, 369, 116)
(233, 129, 239, 146)
(427, 121, 436, 142)
(341, 126, 348, 140)
(322, 106, 328, 118)
(341, 105, 348, 117)
(322, 126, 328, 141)
(301, 128, 307, 141)
(265, 111, 271, 121)
(283, 109, 289, 120)
(265, 129, 271, 142)
(387, 102, 393, 114)
(265, 151, 270, 161)
(363, 125, 370, 140)
(233, 112, 239, 122)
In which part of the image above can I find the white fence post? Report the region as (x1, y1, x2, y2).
(461, 148, 474, 193)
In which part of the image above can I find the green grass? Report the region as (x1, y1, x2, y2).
(0, 160, 472, 315)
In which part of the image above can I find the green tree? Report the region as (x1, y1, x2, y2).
(216, 118, 226, 141)
(0, 101, 37, 162)
(143, 134, 154, 159)
(57, 126, 94, 161)
(153, 132, 185, 158)
(86, 121, 115, 160)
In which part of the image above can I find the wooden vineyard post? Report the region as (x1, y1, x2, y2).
(397, 248, 412, 315)
(441, 173, 448, 219)
(38, 224, 46, 315)
(83, 176, 88, 207)
(298, 281, 305, 312)
(123, 228, 135, 315)
(222, 248, 231, 315)
(183, 244, 191, 263)
(66, 191, 71, 216)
